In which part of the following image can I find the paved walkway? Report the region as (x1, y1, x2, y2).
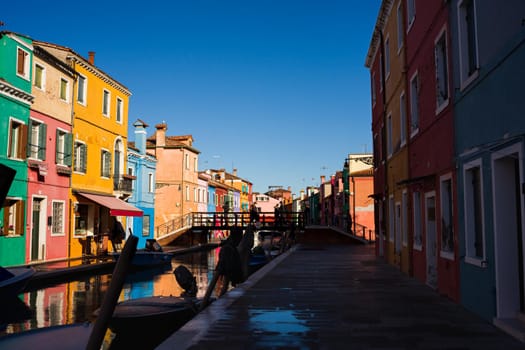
(158, 243, 524, 350)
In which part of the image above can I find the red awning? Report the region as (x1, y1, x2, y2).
(78, 192, 143, 217)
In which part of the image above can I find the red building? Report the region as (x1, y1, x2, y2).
(404, 0, 458, 301)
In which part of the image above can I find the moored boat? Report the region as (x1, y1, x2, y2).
(101, 295, 201, 334)
(0, 266, 36, 298)
(110, 239, 173, 267)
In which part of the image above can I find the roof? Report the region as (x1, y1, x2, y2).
(364, 0, 394, 68)
(146, 134, 200, 154)
(32, 40, 131, 96)
(350, 168, 374, 177)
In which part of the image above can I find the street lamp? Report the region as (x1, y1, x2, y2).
(342, 159, 351, 233)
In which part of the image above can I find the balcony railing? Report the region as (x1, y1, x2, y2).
(113, 173, 133, 193)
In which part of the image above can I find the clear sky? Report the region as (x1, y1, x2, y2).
(3, 0, 381, 196)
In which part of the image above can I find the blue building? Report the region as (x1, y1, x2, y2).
(451, 0, 525, 332)
(127, 119, 157, 249)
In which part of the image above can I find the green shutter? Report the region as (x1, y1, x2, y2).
(64, 133, 72, 166)
(38, 123, 47, 160)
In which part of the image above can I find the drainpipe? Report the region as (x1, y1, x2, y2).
(68, 57, 77, 260)
(379, 29, 388, 258)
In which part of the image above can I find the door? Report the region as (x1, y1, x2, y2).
(425, 193, 437, 289)
(31, 198, 45, 261)
(493, 144, 524, 318)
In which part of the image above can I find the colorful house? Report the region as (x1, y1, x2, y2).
(196, 172, 209, 213)
(368, 0, 459, 301)
(403, 0, 458, 301)
(366, 0, 410, 273)
(26, 44, 76, 262)
(147, 123, 200, 234)
(450, 0, 525, 331)
(127, 119, 157, 249)
(346, 154, 375, 240)
(0, 31, 34, 266)
(34, 42, 140, 258)
(365, 6, 387, 258)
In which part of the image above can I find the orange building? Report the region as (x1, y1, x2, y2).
(146, 123, 200, 233)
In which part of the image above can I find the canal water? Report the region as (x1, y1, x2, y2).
(0, 246, 223, 347)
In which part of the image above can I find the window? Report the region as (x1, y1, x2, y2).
(102, 90, 110, 116)
(60, 78, 69, 101)
(371, 72, 376, 106)
(194, 188, 198, 202)
(379, 54, 383, 92)
(1, 199, 25, 236)
(74, 204, 88, 237)
(387, 113, 393, 157)
(389, 196, 394, 242)
(101, 150, 111, 177)
(193, 157, 197, 171)
(407, 0, 416, 30)
(52, 201, 64, 235)
(17, 47, 30, 79)
(440, 175, 454, 258)
(413, 191, 422, 249)
(185, 185, 190, 201)
(34, 64, 45, 90)
(400, 92, 406, 146)
(74, 141, 87, 173)
(464, 161, 484, 263)
(142, 215, 150, 237)
(28, 119, 47, 160)
(8, 119, 26, 159)
(373, 133, 380, 168)
(402, 191, 408, 246)
(410, 73, 419, 135)
(77, 75, 86, 104)
(435, 29, 449, 112)
(397, 3, 404, 51)
(458, 0, 479, 87)
(116, 97, 123, 123)
(395, 202, 401, 253)
(56, 129, 72, 166)
(384, 37, 390, 79)
(148, 173, 154, 193)
(185, 154, 189, 170)
(128, 167, 135, 189)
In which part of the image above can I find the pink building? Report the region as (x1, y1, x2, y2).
(26, 46, 75, 262)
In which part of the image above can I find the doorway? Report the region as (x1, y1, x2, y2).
(31, 197, 46, 261)
(493, 143, 524, 318)
(425, 192, 437, 289)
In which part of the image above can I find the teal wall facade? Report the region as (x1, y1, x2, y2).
(0, 32, 34, 266)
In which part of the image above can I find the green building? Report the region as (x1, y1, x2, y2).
(0, 32, 34, 266)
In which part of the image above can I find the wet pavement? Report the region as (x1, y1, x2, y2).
(157, 243, 525, 350)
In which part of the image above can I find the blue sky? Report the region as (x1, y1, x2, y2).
(4, 0, 381, 195)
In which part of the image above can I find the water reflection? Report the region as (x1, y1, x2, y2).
(0, 248, 220, 341)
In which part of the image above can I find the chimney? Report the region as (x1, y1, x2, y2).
(320, 175, 325, 184)
(233, 168, 237, 176)
(133, 119, 148, 155)
(155, 122, 167, 147)
(88, 51, 95, 65)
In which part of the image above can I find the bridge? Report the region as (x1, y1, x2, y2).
(155, 211, 374, 246)
(156, 211, 305, 245)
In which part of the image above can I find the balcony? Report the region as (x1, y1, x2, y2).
(113, 173, 134, 195)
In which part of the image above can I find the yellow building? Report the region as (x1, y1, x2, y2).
(34, 42, 141, 258)
(366, 0, 409, 273)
